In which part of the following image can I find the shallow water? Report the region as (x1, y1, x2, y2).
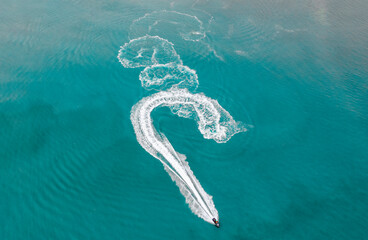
(1, 0, 368, 239)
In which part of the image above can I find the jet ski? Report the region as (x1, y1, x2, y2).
(212, 218, 220, 228)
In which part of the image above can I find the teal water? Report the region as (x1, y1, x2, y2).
(1, 0, 368, 239)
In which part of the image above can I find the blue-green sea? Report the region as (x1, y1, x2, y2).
(1, 0, 368, 239)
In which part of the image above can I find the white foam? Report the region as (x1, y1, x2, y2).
(117, 35, 182, 68)
(128, 11, 226, 62)
(139, 63, 199, 91)
(130, 10, 206, 42)
(130, 89, 247, 223)
(119, 19, 249, 224)
(235, 50, 249, 57)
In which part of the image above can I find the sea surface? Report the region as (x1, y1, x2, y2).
(1, 0, 368, 239)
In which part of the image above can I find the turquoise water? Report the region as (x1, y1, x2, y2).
(1, 0, 368, 239)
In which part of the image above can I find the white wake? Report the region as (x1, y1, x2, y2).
(118, 14, 249, 225)
(140, 63, 199, 92)
(130, 89, 246, 223)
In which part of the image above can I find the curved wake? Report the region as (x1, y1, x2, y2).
(118, 11, 249, 225)
(118, 35, 182, 68)
(140, 63, 199, 92)
(129, 10, 206, 42)
(131, 89, 246, 223)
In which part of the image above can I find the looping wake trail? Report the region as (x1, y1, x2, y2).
(118, 35, 182, 68)
(129, 10, 206, 42)
(130, 89, 247, 223)
(118, 10, 249, 225)
(140, 63, 199, 92)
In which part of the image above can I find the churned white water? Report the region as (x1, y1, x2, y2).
(118, 12, 248, 225)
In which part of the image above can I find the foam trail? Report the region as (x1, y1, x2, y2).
(129, 10, 206, 42)
(118, 32, 249, 225)
(117, 35, 182, 68)
(131, 89, 247, 223)
(139, 63, 199, 91)
(129, 11, 225, 61)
